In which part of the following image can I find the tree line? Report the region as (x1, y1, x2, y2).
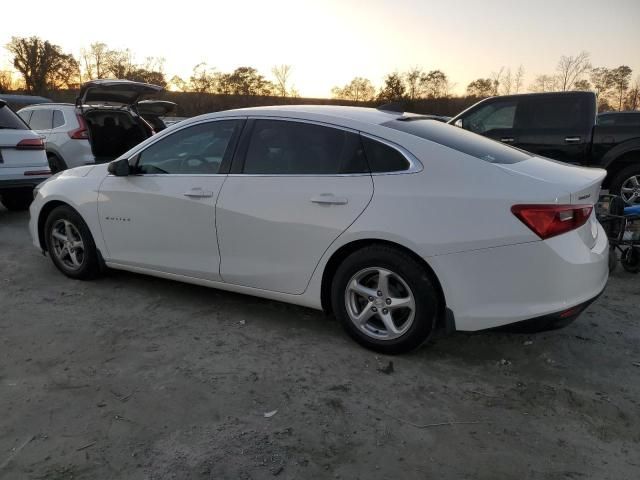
(1, 37, 638, 112)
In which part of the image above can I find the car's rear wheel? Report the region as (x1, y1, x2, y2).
(331, 245, 438, 354)
(44, 205, 101, 279)
(47, 153, 67, 174)
(609, 164, 640, 205)
(0, 189, 33, 211)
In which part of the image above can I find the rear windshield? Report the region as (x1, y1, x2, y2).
(382, 118, 531, 164)
(0, 104, 29, 130)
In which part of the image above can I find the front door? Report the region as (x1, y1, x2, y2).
(97, 119, 244, 280)
(216, 119, 374, 294)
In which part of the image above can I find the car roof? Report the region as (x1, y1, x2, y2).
(202, 105, 407, 127)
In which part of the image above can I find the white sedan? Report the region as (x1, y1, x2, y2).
(29, 105, 609, 353)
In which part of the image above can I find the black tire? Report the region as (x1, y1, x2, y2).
(621, 247, 640, 274)
(44, 205, 101, 279)
(0, 190, 33, 211)
(609, 164, 640, 205)
(331, 245, 439, 354)
(47, 153, 67, 174)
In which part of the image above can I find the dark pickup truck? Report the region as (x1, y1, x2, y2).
(449, 91, 640, 204)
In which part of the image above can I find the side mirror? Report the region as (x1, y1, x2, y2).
(107, 158, 130, 176)
(454, 118, 463, 128)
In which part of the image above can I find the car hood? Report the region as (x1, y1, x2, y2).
(136, 100, 176, 116)
(77, 80, 163, 106)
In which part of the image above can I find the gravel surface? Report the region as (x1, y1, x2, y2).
(1, 206, 639, 479)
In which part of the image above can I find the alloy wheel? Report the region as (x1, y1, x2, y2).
(50, 219, 85, 271)
(344, 267, 416, 340)
(620, 175, 640, 204)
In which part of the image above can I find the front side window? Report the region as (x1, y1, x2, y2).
(136, 120, 241, 175)
(29, 109, 53, 130)
(243, 120, 367, 175)
(463, 101, 517, 134)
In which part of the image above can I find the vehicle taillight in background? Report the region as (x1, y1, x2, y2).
(68, 114, 89, 139)
(511, 204, 593, 240)
(16, 138, 45, 150)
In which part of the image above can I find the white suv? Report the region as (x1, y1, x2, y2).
(18, 80, 173, 173)
(0, 99, 50, 211)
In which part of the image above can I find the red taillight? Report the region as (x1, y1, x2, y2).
(16, 138, 45, 150)
(68, 114, 89, 139)
(511, 204, 593, 239)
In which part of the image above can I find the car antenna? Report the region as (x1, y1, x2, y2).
(377, 102, 404, 113)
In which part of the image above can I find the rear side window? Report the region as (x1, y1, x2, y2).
(243, 120, 367, 175)
(0, 105, 28, 130)
(361, 136, 410, 172)
(516, 96, 586, 129)
(52, 110, 65, 128)
(383, 118, 531, 164)
(29, 109, 53, 130)
(18, 110, 33, 125)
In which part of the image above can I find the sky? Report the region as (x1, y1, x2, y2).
(1, 0, 639, 97)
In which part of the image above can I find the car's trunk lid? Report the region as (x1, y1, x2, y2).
(136, 100, 176, 116)
(496, 156, 606, 205)
(77, 80, 163, 106)
(0, 129, 46, 168)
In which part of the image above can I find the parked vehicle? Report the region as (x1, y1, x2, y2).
(0, 94, 52, 111)
(0, 99, 50, 211)
(18, 80, 163, 173)
(30, 105, 608, 353)
(597, 111, 640, 127)
(449, 92, 640, 204)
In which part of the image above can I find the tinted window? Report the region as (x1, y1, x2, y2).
(243, 120, 367, 175)
(598, 113, 640, 126)
(0, 105, 28, 130)
(516, 96, 586, 129)
(383, 118, 531, 164)
(361, 137, 410, 172)
(464, 100, 517, 133)
(52, 110, 65, 128)
(29, 109, 53, 130)
(136, 120, 240, 175)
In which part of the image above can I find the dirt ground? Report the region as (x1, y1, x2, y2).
(1, 206, 639, 480)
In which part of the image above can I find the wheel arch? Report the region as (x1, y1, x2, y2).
(319, 238, 447, 324)
(601, 143, 640, 188)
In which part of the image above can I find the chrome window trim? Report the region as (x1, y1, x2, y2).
(231, 116, 423, 177)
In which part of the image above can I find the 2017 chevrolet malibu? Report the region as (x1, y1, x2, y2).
(29, 105, 609, 353)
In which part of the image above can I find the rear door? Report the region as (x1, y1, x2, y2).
(457, 98, 519, 145)
(216, 118, 373, 294)
(514, 95, 593, 164)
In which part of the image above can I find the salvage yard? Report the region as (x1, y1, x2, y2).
(1, 206, 639, 480)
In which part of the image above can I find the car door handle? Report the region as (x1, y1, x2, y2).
(565, 136, 582, 143)
(500, 137, 515, 143)
(183, 188, 213, 198)
(310, 194, 348, 205)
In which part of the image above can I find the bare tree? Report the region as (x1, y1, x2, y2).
(500, 68, 513, 95)
(271, 64, 293, 97)
(331, 77, 376, 102)
(421, 70, 449, 98)
(404, 67, 425, 100)
(168, 75, 188, 92)
(530, 74, 560, 93)
(0, 70, 14, 92)
(556, 51, 591, 91)
(626, 76, 640, 110)
(189, 63, 218, 93)
(104, 48, 135, 79)
(513, 65, 525, 93)
(81, 42, 110, 80)
(610, 65, 633, 111)
(466, 78, 493, 97)
(573, 79, 591, 91)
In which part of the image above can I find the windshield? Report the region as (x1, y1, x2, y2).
(382, 117, 531, 164)
(0, 104, 29, 130)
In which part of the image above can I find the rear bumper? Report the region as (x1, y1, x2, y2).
(430, 222, 609, 331)
(0, 176, 49, 192)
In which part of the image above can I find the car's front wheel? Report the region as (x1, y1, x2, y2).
(331, 245, 439, 354)
(44, 205, 101, 279)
